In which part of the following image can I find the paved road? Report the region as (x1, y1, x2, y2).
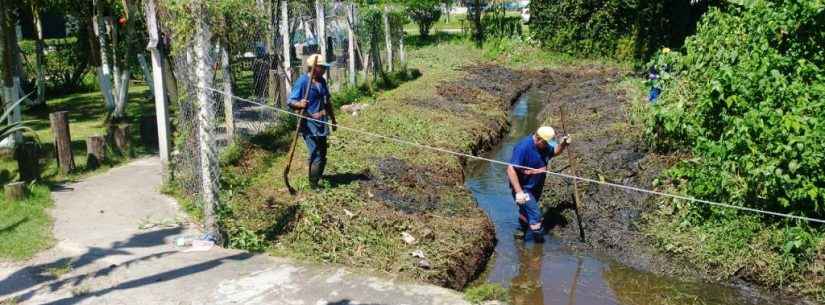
(0, 157, 470, 305)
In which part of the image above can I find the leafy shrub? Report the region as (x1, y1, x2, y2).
(648, 0, 825, 219)
(405, 0, 442, 39)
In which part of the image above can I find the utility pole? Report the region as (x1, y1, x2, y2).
(144, 0, 171, 177)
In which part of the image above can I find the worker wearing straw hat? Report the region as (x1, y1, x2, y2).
(288, 54, 337, 189)
(507, 126, 570, 241)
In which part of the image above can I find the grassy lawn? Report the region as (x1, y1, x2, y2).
(0, 82, 154, 261)
(0, 184, 53, 261)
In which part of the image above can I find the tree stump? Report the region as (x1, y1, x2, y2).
(5, 182, 26, 201)
(86, 136, 106, 169)
(15, 142, 42, 182)
(49, 111, 75, 174)
(108, 124, 131, 156)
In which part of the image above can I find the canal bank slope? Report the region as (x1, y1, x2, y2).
(217, 40, 533, 289)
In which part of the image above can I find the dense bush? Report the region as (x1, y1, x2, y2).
(647, 0, 825, 220)
(405, 0, 442, 38)
(529, 0, 709, 61)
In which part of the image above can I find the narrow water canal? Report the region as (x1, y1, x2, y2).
(465, 91, 783, 305)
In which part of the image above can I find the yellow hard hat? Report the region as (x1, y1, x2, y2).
(306, 54, 330, 68)
(536, 126, 555, 142)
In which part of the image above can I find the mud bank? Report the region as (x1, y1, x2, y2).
(516, 65, 807, 304)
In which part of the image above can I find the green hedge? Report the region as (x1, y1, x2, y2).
(528, 0, 709, 61)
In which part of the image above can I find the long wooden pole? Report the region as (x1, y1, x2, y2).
(283, 56, 319, 195)
(560, 105, 585, 242)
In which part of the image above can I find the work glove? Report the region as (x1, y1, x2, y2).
(515, 192, 530, 205)
(561, 135, 572, 145)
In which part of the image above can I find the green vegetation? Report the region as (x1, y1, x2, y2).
(405, 0, 443, 38)
(167, 37, 512, 288)
(0, 85, 154, 185)
(464, 283, 509, 304)
(642, 0, 825, 299)
(529, 0, 708, 61)
(0, 184, 54, 261)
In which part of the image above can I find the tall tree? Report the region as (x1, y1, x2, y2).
(315, 0, 326, 61)
(280, 0, 292, 93)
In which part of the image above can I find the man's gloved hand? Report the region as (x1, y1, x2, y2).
(561, 135, 572, 145)
(515, 192, 530, 205)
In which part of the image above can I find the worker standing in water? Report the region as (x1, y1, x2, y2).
(507, 126, 570, 241)
(288, 54, 337, 189)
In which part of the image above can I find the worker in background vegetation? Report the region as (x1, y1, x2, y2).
(507, 126, 570, 242)
(288, 54, 337, 189)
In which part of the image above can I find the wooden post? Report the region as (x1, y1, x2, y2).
(347, 3, 356, 87)
(86, 135, 106, 169)
(560, 105, 585, 242)
(50, 111, 75, 174)
(145, 0, 171, 174)
(15, 142, 41, 182)
(4, 182, 25, 201)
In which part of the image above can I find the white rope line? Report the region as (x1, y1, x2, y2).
(202, 86, 825, 225)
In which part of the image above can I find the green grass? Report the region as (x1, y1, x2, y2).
(172, 37, 514, 289)
(464, 283, 509, 304)
(0, 184, 54, 261)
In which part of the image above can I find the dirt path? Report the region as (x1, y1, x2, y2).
(0, 157, 471, 305)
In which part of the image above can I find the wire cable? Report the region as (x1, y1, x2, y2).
(202, 86, 825, 225)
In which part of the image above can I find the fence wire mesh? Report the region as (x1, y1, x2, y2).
(156, 1, 405, 218)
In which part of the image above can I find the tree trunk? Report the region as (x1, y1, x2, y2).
(5, 182, 26, 201)
(219, 44, 235, 140)
(194, 3, 220, 240)
(50, 111, 75, 174)
(93, 0, 115, 111)
(85, 135, 106, 169)
(399, 32, 405, 66)
(112, 0, 137, 120)
(347, 2, 356, 86)
(108, 124, 130, 155)
(280, 0, 292, 93)
(32, 5, 47, 107)
(383, 5, 393, 72)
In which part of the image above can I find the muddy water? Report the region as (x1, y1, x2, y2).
(465, 91, 779, 305)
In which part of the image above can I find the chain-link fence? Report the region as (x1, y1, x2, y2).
(151, 0, 407, 236)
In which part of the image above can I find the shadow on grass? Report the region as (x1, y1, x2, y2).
(0, 217, 28, 235)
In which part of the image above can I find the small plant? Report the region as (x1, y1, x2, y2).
(464, 283, 509, 304)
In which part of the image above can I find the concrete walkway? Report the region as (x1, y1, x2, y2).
(0, 157, 470, 305)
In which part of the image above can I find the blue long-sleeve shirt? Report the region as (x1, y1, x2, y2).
(288, 74, 330, 137)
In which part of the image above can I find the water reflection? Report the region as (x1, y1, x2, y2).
(511, 242, 545, 305)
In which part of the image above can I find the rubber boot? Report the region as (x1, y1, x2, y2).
(308, 160, 324, 189)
